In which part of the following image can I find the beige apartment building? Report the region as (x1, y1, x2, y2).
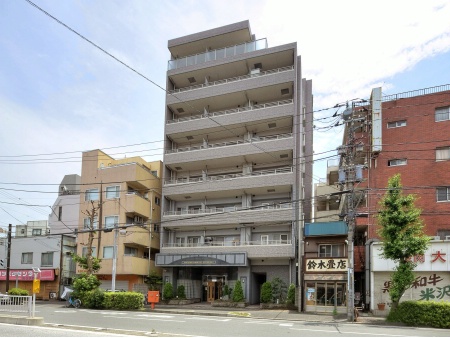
(76, 150, 162, 291)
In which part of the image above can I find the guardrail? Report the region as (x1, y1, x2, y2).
(0, 295, 32, 317)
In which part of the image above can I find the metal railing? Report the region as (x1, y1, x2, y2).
(164, 166, 292, 186)
(168, 66, 294, 94)
(163, 239, 292, 248)
(167, 99, 293, 124)
(165, 133, 293, 154)
(163, 202, 292, 216)
(168, 38, 267, 70)
(0, 295, 32, 317)
(383, 84, 450, 102)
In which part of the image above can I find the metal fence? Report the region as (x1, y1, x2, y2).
(0, 295, 32, 317)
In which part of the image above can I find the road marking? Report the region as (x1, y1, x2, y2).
(189, 317, 232, 322)
(136, 314, 175, 318)
(103, 315, 185, 323)
(290, 328, 407, 336)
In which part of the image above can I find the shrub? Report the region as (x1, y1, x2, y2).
(163, 282, 173, 300)
(271, 277, 287, 303)
(72, 273, 101, 302)
(286, 284, 295, 305)
(232, 280, 245, 302)
(83, 288, 105, 309)
(223, 285, 230, 299)
(103, 291, 143, 310)
(387, 300, 450, 328)
(8, 288, 29, 296)
(177, 285, 186, 299)
(260, 282, 272, 303)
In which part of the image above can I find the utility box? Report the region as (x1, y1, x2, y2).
(147, 291, 160, 305)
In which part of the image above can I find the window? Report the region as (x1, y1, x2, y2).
(85, 188, 99, 201)
(103, 246, 114, 259)
(106, 185, 120, 199)
(437, 187, 450, 202)
(105, 215, 119, 228)
(124, 246, 137, 256)
(175, 237, 185, 247)
(41, 252, 54, 266)
(187, 237, 200, 247)
(319, 244, 345, 257)
(82, 247, 97, 258)
(274, 234, 288, 244)
(261, 235, 269, 245)
(388, 159, 407, 166)
(84, 217, 98, 229)
(32, 229, 42, 236)
(155, 197, 161, 205)
(387, 120, 406, 128)
(436, 147, 450, 161)
(58, 206, 62, 221)
(21, 252, 33, 264)
(435, 106, 450, 122)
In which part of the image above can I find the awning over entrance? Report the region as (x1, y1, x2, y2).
(156, 252, 247, 267)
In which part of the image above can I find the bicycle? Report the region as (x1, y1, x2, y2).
(65, 293, 81, 308)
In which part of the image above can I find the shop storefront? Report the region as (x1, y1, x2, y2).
(0, 269, 57, 300)
(370, 241, 450, 311)
(304, 258, 348, 313)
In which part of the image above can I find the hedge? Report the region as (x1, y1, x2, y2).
(387, 300, 450, 329)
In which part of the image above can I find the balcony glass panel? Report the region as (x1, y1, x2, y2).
(235, 44, 245, 55)
(187, 55, 196, 66)
(216, 48, 226, 59)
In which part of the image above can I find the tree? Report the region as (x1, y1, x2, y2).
(162, 282, 173, 300)
(145, 270, 163, 291)
(377, 174, 430, 310)
(286, 283, 295, 305)
(260, 282, 272, 303)
(271, 277, 287, 303)
(232, 280, 245, 302)
(177, 285, 186, 299)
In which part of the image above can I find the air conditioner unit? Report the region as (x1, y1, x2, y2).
(250, 68, 261, 76)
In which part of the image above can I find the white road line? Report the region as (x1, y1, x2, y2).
(136, 314, 175, 318)
(290, 328, 408, 336)
(103, 315, 185, 323)
(189, 317, 232, 322)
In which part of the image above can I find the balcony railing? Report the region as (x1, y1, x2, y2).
(163, 202, 292, 217)
(168, 66, 294, 94)
(164, 166, 292, 186)
(162, 239, 292, 248)
(168, 38, 267, 70)
(167, 99, 293, 125)
(165, 133, 293, 155)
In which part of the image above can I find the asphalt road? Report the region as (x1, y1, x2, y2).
(30, 302, 449, 337)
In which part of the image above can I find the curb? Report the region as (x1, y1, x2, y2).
(0, 314, 44, 326)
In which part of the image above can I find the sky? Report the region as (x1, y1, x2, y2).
(1, 0, 450, 232)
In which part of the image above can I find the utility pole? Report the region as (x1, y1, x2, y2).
(6, 224, 12, 292)
(339, 102, 363, 322)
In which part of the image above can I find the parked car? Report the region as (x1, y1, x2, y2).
(0, 293, 10, 304)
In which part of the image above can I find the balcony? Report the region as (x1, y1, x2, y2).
(123, 192, 151, 217)
(161, 240, 294, 259)
(169, 66, 294, 95)
(168, 38, 267, 70)
(304, 221, 348, 236)
(122, 229, 150, 247)
(98, 256, 151, 275)
(163, 239, 291, 248)
(166, 133, 293, 155)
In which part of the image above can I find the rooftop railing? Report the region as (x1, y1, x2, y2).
(167, 99, 293, 125)
(164, 166, 292, 186)
(168, 66, 293, 94)
(168, 38, 268, 70)
(165, 133, 293, 155)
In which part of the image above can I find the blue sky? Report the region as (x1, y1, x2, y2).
(1, 0, 450, 231)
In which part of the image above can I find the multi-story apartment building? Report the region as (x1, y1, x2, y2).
(48, 174, 81, 235)
(15, 220, 49, 237)
(156, 21, 313, 305)
(76, 150, 162, 291)
(314, 84, 450, 313)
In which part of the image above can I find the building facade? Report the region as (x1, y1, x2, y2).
(48, 174, 81, 235)
(156, 21, 313, 305)
(314, 84, 450, 313)
(76, 150, 162, 291)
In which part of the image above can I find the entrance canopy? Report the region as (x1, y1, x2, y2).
(156, 252, 247, 267)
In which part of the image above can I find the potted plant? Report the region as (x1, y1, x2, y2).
(377, 294, 386, 310)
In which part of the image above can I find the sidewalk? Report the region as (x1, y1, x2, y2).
(144, 302, 388, 325)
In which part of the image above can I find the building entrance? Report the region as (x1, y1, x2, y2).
(204, 275, 226, 302)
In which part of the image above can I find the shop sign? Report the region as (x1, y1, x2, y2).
(0, 269, 55, 281)
(305, 258, 348, 272)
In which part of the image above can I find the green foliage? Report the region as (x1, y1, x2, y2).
(102, 291, 143, 310)
(260, 282, 272, 303)
(286, 283, 295, 305)
(83, 288, 105, 309)
(177, 285, 186, 299)
(162, 282, 173, 300)
(8, 288, 29, 296)
(271, 277, 287, 303)
(387, 301, 450, 328)
(232, 280, 245, 302)
(146, 270, 163, 291)
(72, 273, 101, 300)
(223, 285, 230, 298)
(72, 254, 102, 273)
(377, 174, 430, 308)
